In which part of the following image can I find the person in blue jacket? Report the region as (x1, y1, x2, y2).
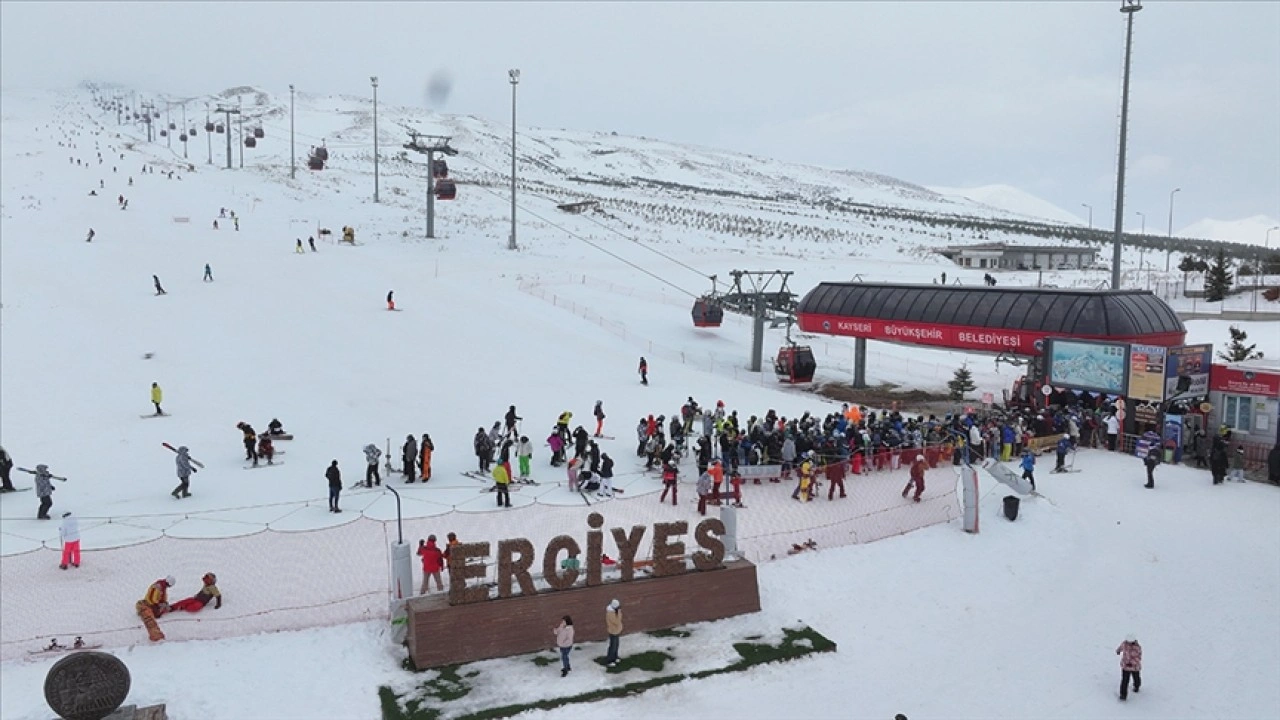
(1001, 424, 1016, 461)
(1054, 434, 1072, 473)
(1021, 449, 1037, 491)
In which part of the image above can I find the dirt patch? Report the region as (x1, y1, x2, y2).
(814, 382, 955, 415)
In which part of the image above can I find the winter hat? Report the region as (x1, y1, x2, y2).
(609, 599, 620, 611)
(164, 575, 176, 586)
(916, 454, 925, 462)
(1125, 634, 1137, 643)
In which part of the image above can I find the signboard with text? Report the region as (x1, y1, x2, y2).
(1209, 365, 1280, 397)
(1127, 344, 1168, 403)
(1165, 344, 1212, 400)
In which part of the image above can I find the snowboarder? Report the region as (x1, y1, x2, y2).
(59, 511, 81, 569)
(386, 290, 395, 311)
(203, 263, 213, 282)
(517, 435, 533, 480)
(150, 382, 164, 415)
(237, 422, 258, 465)
(902, 453, 927, 502)
(152, 275, 166, 296)
(420, 434, 434, 481)
(474, 428, 493, 473)
(598, 453, 614, 497)
(638, 357, 648, 385)
(417, 536, 444, 593)
(363, 443, 382, 487)
(593, 401, 606, 438)
(554, 616, 575, 677)
(1054, 434, 1071, 472)
(1116, 634, 1143, 700)
(307, 236, 316, 252)
(267, 418, 287, 436)
(604, 599, 623, 666)
(85, 228, 95, 242)
(139, 576, 175, 618)
(295, 238, 305, 254)
(171, 573, 222, 612)
(0, 446, 14, 492)
(256, 433, 275, 465)
(172, 446, 196, 498)
(1143, 449, 1159, 489)
(1021, 449, 1037, 491)
(22, 464, 65, 519)
(326, 460, 342, 512)
(402, 434, 418, 481)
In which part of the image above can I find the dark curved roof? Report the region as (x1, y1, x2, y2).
(797, 283, 1184, 338)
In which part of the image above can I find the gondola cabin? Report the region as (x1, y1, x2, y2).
(691, 299, 724, 328)
(774, 345, 816, 384)
(205, 122, 215, 132)
(215, 123, 225, 134)
(159, 129, 167, 137)
(168, 122, 176, 130)
(431, 159, 449, 178)
(179, 133, 188, 142)
(245, 136, 257, 148)
(253, 127, 265, 139)
(435, 179, 457, 200)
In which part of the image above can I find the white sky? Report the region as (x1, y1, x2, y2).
(2, 1, 1277, 230)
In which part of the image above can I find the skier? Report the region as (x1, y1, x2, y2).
(86, 228, 95, 242)
(474, 428, 493, 473)
(152, 275, 166, 296)
(417, 536, 444, 593)
(635, 418, 648, 457)
(213, 219, 219, 230)
(363, 443, 382, 487)
(172, 446, 196, 498)
(659, 461, 679, 506)
(0, 446, 14, 492)
(256, 433, 275, 465)
(307, 236, 316, 252)
(171, 573, 222, 612)
(638, 357, 648, 385)
(233, 217, 239, 231)
(598, 453, 614, 498)
(326, 460, 342, 512)
(1021, 449, 1037, 491)
(604, 599, 623, 667)
(516, 435, 533, 480)
(386, 290, 395, 311)
(402, 434, 418, 481)
(504, 405, 522, 441)
(547, 430, 565, 467)
(493, 462, 512, 508)
(203, 263, 213, 282)
(1116, 634, 1143, 700)
(59, 511, 81, 570)
(1143, 448, 1159, 489)
(236, 422, 258, 465)
(420, 434, 434, 481)
(901, 453, 927, 502)
(593, 401, 606, 438)
(295, 238, 305, 254)
(22, 464, 65, 519)
(150, 382, 164, 415)
(1053, 434, 1071, 473)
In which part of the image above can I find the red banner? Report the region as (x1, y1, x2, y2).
(1209, 365, 1280, 397)
(797, 313, 1185, 356)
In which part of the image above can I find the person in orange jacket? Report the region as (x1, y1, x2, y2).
(419, 434, 434, 481)
(138, 575, 175, 617)
(707, 459, 725, 504)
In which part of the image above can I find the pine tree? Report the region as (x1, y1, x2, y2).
(1217, 325, 1264, 362)
(948, 363, 977, 401)
(1204, 248, 1234, 302)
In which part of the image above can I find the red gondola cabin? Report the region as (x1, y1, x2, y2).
(435, 179, 457, 200)
(691, 299, 724, 328)
(774, 345, 816, 384)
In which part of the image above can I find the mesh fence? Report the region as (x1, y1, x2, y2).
(0, 457, 959, 661)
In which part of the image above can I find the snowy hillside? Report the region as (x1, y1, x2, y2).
(928, 183, 1085, 225)
(1178, 215, 1280, 247)
(2, 85, 1278, 720)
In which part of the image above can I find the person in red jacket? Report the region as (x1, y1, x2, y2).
(902, 454, 927, 502)
(418, 536, 445, 594)
(171, 573, 222, 612)
(1116, 634, 1143, 700)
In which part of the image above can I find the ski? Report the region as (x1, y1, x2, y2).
(0, 487, 33, 493)
(578, 489, 593, 506)
(481, 485, 522, 493)
(514, 478, 541, 486)
(460, 471, 491, 483)
(243, 461, 285, 470)
(140, 413, 170, 419)
(161, 442, 205, 468)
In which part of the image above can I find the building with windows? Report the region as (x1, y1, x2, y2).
(936, 243, 1099, 271)
(1207, 359, 1279, 452)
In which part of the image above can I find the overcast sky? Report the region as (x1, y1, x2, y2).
(3, 2, 1277, 232)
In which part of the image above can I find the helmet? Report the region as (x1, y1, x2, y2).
(202, 572, 217, 585)
(164, 575, 176, 586)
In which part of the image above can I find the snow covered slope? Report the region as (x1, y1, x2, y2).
(929, 183, 1085, 225)
(1178, 215, 1280, 247)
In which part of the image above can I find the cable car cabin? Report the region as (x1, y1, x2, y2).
(774, 345, 816, 384)
(190, 127, 198, 135)
(205, 122, 215, 132)
(435, 179, 457, 200)
(315, 146, 329, 161)
(159, 130, 167, 137)
(179, 133, 188, 142)
(253, 127, 265, 139)
(245, 137, 256, 148)
(168, 122, 176, 130)
(432, 159, 449, 179)
(307, 155, 325, 171)
(215, 124, 225, 134)
(691, 299, 724, 328)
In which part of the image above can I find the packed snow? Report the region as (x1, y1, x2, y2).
(2, 85, 1278, 720)
(928, 184, 1086, 226)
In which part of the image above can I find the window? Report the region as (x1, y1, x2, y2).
(1223, 395, 1253, 432)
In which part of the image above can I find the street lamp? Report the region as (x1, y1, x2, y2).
(1135, 211, 1145, 234)
(1111, 0, 1143, 290)
(508, 69, 520, 251)
(371, 76, 380, 203)
(1081, 203, 1093, 229)
(1165, 187, 1180, 271)
(289, 84, 296, 180)
(1267, 225, 1280, 250)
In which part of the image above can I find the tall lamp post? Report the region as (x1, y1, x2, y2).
(289, 84, 296, 180)
(1136, 211, 1146, 280)
(1081, 203, 1093, 229)
(1165, 187, 1180, 271)
(508, 69, 520, 251)
(371, 76, 380, 203)
(1135, 211, 1145, 235)
(1111, 0, 1143, 290)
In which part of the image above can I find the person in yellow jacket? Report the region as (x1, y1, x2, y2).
(791, 454, 814, 501)
(493, 463, 512, 509)
(150, 382, 164, 416)
(604, 599, 624, 666)
(138, 575, 175, 617)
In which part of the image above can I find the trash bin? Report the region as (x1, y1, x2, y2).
(1003, 495, 1020, 521)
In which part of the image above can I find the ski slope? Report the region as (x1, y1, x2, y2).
(2, 86, 1278, 720)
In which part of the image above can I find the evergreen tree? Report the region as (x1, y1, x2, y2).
(1204, 248, 1234, 302)
(1217, 325, 1264, 362)
(948, 363, 977, 401)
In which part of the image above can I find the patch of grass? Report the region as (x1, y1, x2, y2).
(592, 650, 674, 673)
(529, 654, 558, 667)
(421, 665, 473, 703)
(731, 626, 836, 666)
(380, 686, 440, 720)
(644, 627, 691, 639)
(456, 675, 687, 720)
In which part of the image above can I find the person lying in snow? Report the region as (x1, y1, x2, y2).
(170, 573, 222, 612)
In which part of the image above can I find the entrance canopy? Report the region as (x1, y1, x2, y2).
(796, 283, 1185, 356)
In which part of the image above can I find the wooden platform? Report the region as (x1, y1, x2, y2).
(407, 559, 761, 669)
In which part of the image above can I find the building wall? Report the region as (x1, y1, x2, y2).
(1207, 391, 1278, 446)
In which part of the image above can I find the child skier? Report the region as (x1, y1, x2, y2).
(1054, 434, 1071, 473)
(59, 511, 81, 569)
(150, 382, 164, 415)
(593, 401, 606, 438)
(20, 464, 66, 519)
(171, 573, 222, 612)
(1021, 449, 1037, 491)
(517, 435, 533, 480)
(638, 357, 648, 385)
(256, 433, 276, 465)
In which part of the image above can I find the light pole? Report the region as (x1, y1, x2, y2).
(1111, 0, 1143, 290)
(1082, 203, 1093, 229)
(1135, 210, 1145, 235)
(371, 76, 380, 203)
(1165, 187, 1180, 271)
(508, 69, 520, 251)
(289, 84, 296, 180)
(1136, 211, 1146, 282)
